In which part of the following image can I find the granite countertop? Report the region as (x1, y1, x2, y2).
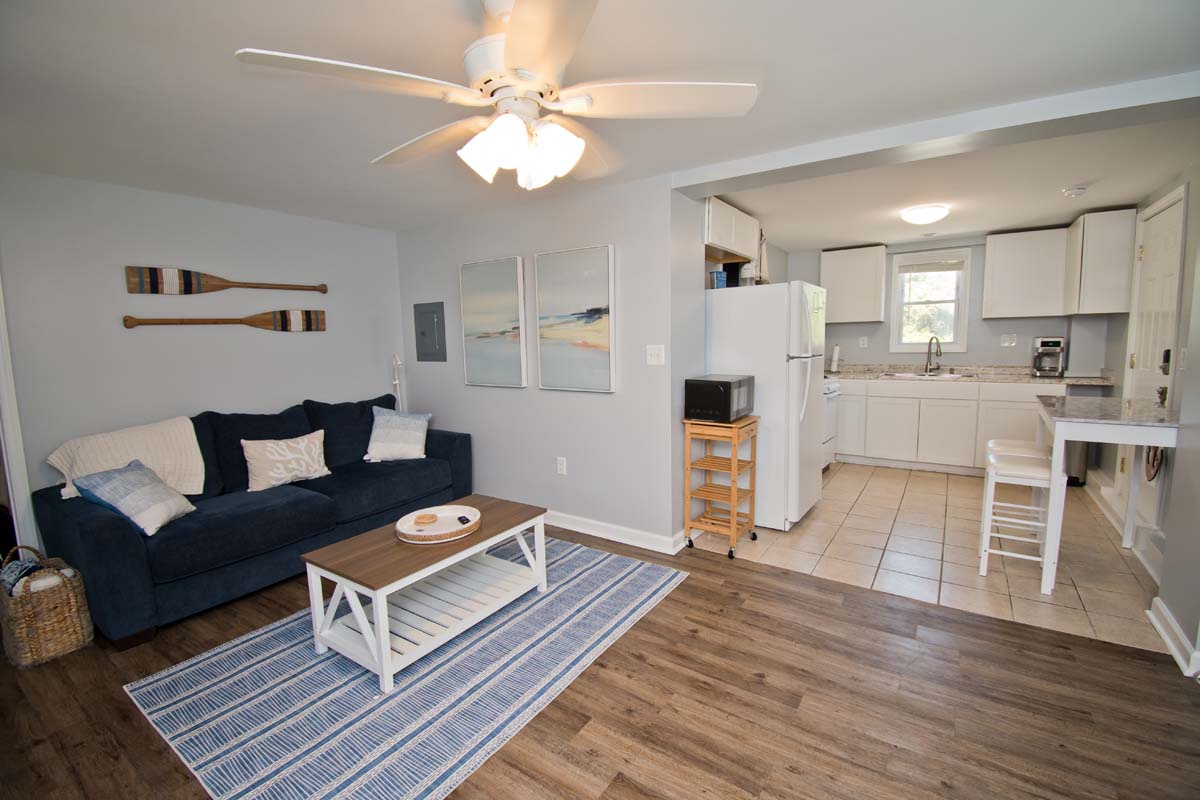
(826, 364, 1113, 387)
(1037, 395, 1180, 427)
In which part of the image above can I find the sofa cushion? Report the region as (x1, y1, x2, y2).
(302, 394, 395, 469)
(208, 405, 312, 492)
(145, 485, 335, 583)
(295, 459, 453, 523)
(189, 412, 223, 499)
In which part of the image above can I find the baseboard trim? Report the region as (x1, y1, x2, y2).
(545, 511, 685, 555)
(1085, 469, 1163, 585)
(835, 454, 983, 477)
(1147, 597, 1200, 677)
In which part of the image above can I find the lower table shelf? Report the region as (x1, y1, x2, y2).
(323, 552, 537, 678)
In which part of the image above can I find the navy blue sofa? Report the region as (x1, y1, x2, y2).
(31, 394, 471, 644)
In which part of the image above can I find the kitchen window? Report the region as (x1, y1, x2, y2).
(888, 248, 970, 353)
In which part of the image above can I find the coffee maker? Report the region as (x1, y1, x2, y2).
(1032, 337, 1067, 378)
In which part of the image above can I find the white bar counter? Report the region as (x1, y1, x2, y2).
(1035, 396, 1180, 593)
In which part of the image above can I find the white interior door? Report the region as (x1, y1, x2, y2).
(1119, 190, 1186, 527)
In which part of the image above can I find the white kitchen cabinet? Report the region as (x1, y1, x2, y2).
(917, 399, 978, 467)
(820, 245, 887, 323)
(1064, 209, 1136, 315)
(836, 394, 867, 456)
(865, 397, 919, 461)
(974, 401, 1041, 467)
(982, 228, 1068, 318)
(705, 197, 759, 262)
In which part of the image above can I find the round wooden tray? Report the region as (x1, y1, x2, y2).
(394, 505, 481, 544)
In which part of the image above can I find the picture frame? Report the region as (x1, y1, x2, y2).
(459, 256, 528, 388)
(534, 245, 616, 392)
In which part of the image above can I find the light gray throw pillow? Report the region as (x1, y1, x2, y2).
(365, 408, 432, 462)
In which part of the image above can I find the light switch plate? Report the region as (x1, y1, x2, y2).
(858, 337, 869, 348)
(645, 344, 666, 366)
(1000, 334, 1017, 348)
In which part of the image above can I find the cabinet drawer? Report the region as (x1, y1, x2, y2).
(978, 382, 1066, 402)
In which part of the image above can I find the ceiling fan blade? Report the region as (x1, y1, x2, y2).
(556, 80, 757, 119)
(235, 48, 489, 107)
(541, 115, 621, 180)
(504, 0, 598, 82)
(371, 116, 492, 166)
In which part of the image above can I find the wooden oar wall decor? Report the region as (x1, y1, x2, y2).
(126, 266, 327, 295)
(124, 310, 326, 332)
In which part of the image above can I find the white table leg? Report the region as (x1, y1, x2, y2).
(1042, 432, 1067, 595)
(534, 519, 547, 592)
(306, 566, 328, 655)
(1122, 444, 1142, 549)
(372, 590, 393, 693)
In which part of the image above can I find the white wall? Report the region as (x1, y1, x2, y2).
(395, 176, 678, 545)
(787, 249, 821, 284)
(0, 169, 403, 491)
(670, 192, 707, 535)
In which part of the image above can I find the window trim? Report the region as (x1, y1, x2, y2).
(888, 248, 971, 353)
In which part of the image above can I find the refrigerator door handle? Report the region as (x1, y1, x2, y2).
(797, 358, 812, 424)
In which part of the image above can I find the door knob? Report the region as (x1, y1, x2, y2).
(1155, 386, 1168, 406)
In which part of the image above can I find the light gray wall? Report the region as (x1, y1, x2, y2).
(0, 169, 403, 490)
(1156, 163, 1200, 653)
(820, 239, 1069, 367)
(670, 192, 707, 534)
(787, 249, 820, 284)
(395, 176, 677, 539)
(762, 242, 787, 283)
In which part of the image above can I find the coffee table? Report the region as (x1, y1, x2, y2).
(302, 494, 547, 693)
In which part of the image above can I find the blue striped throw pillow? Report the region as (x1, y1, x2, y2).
(364, 407, 432, 462)
(73, 460, 195, 535)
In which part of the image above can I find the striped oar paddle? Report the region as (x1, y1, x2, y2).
(123, 310, 326, 332)
(126, 266, 327, 294)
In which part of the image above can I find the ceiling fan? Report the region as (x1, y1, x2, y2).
(235, 0, 758, 190)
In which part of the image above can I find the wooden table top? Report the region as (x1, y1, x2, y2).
(302, 494, 547, 590)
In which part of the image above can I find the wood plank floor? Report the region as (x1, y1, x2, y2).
(3, 527, 1199, 799)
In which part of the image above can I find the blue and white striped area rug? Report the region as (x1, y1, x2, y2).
(125, 538, 685, 800)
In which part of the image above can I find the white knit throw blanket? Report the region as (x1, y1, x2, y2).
(48, 416, 205, 499)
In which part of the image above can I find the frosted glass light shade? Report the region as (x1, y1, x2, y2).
(534, 121, 585, 177)
(487, 113, 531, 170)
(900, 204, 950, 225)
(456, 130, 500, 183)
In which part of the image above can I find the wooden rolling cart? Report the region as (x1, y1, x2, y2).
(683, 415, 758, 559)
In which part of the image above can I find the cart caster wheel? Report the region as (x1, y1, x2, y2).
(728, 548, 736, 559)
(686, 537, 694, 548)
(749, 530, 758, 541)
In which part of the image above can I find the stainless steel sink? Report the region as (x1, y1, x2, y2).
(879, 371, 964, 380)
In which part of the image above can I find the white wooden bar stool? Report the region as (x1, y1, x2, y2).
(986, 438, 1050, 459)
(979, 452, 1057, 577)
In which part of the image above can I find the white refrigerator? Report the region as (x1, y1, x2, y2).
(706, 281, 826, 531)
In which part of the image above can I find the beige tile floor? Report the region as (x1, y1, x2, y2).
(694, 461, 1167, 652)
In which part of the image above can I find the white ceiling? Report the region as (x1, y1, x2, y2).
(2, 1, 1200, 231)
(724, 116, 1200, 251)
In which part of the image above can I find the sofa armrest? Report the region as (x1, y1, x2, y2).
(425, 429, 472, 498)
(32, 485, 158, 641)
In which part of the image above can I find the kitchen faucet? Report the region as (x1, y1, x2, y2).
(925, 336, 943, 374)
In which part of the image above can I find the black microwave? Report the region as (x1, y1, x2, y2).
(684, 374, 754, 423)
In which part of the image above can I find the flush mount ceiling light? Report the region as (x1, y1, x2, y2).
(900, 204, 950, 225)
(1061, 185, 1088, 198)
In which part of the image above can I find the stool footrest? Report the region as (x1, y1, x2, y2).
(991, 515, 1046, 530)
(988, 531, 1042, 544)
(982, 548, 1043, 563)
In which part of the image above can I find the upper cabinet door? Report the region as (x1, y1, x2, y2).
(1077, 209, 1135, 314)
(1063, 217, 1084, 316)
(705, 197, 737, 253)
(820, 245, 886, 323)
(982, 228, 1068, 318)
(705, 197, 759, 261)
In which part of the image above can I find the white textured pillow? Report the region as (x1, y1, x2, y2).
(48, 416, 204, 499)
(241, 430, 331, 492)
(365, 408, 432, 462)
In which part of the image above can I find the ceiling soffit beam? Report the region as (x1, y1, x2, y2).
(671, 71, 1200, 200)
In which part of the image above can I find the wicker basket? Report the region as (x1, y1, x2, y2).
(1, 546, 93, 667)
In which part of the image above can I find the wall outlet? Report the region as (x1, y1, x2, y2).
(1000, 334, 1017, 348)
(858, 337, 869, 348)
(556, 456, 567, 476)
(645, 344, 665, 366)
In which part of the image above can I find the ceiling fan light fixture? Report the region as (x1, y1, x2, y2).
(533, 121, 586, 177)
(486, 112, 532, 170)
(456, 129, 500, 183)
(900, 204, 950, 225)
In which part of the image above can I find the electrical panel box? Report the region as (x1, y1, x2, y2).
(413, 302, 447, 362)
